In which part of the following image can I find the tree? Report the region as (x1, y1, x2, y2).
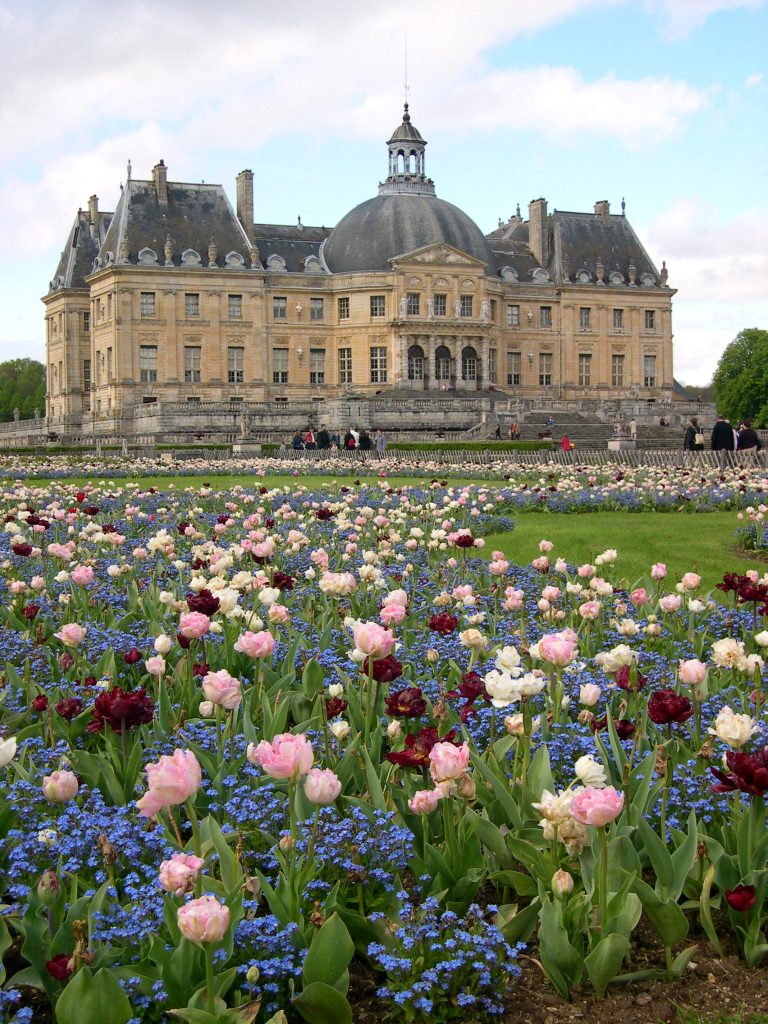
(712, 328, 768, 428)
(0, 358, 45, 421)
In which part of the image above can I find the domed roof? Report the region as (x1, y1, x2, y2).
(323, 192, 495, 274)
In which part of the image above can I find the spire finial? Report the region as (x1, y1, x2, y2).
(404, 28, 409, 108)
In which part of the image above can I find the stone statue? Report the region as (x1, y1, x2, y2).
(164, 235, 173, 265)
(660, 261, 668, 286)
(400, 295, 408, 317)
(427, 297, 434, 319)
(453, 299, 461, 317)
(208, 239, 218, 267)
(480, 299, 490, 321)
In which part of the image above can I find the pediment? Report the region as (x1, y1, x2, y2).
(390, 243, 485, 268)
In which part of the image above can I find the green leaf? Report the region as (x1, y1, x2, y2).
(464, 807, 514, 870)
(526, 744, 554, 801)
(668, 946, 698, 979)
(585, 934, 630, 997)
(698, 862, 723, 956)
(537, 893, 583, 1001)
(360, 746, 387, 811)
(302, 913, 354, 989)
(671, 810, 699, 896)
(55, 967, 133, 1024)
(301, 658, 325, 698)
(292, 981, 353, 1024)
(0, 916, 12, 985)
(203, 816, 241, 893)
(637, 818, 675, 893)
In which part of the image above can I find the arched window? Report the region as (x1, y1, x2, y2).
(462, 346, 478, 381)
(407, 345, 425, 381)
(435, 345, 451, 381)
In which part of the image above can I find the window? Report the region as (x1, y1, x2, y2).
(488, 348, 496, 384)
(272, 348, 288, 384)
(644, 355, 657, 388)
(185, 293, 200, 318)
(539, 352, 553, 386)
(435, 345, 451, 381)
(83, 360, 91, 393)
(578, 353, 592, 387)
(370, 346, 388, 383)
(107, 294, 112, 319)
(83, 311, 90, 333)
(540, 306, 552, 328)
(186, 396, 201, 404)
(434, 294, 447, 317)
(184, 346, 201, 384)
(490, 300, 497, 322)
(579, 307, 591, 330)
(407, 345, 424, 381)
(507, 351, 521, 387)
(273, 296, 287, 319)
(140, 292, 155, 318)
(140, 345, 157, 383)
(644, 309, 656, 330)
(338, 297, 350, 320)
(613, 308, 624, 330)
(142, 396, 157, 405)
(370, 295, 385, 318)
(310, 298, 324, 321)
(227, 346, 244, 384)
(406, 292, 420, 316)
(461, 346, 477, 380)
(338, 347, 352, 384)
(507, 304, 520, 327)
(310, 348, 325, 385)
(228, 294, 242, 319)
(106, 347, 113, 381)
(611, 354, 625, 387)
(460, 295, 473, 318)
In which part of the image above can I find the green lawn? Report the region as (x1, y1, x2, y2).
(485, 510, 763, 593)
(5, 473, 497, 491)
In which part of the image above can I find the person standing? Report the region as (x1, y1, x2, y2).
(711, 413, 734, 468)
(683, 417, 704, 452)
(560, 434, 575, 461)
(737, 420, 761, 461)
(316, 424, 331, 450)
(375, 429, 387, 457)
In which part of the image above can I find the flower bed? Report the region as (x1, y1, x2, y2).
(0, 477, 765, 1023)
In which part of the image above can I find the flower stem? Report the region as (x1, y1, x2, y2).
(598, 826, 609, 932)
(204, 943, 215, 1016)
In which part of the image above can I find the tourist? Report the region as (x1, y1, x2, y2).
(291, 431, 304, 450)
(683, 417, 704, 452)
(736, 420, 761, 458)
(316, 425, 331, 450)
(494, 425, 501, 439)
(359, 429, 373, 451)
(508, 422, 520, 441)
(344, 429, 356, 450)
(561, 434, 575, 460)
(375, 429, 387, 456)
(710, 413, 734, 468)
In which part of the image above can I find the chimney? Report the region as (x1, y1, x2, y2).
(153, 160, 168, 204)
(594, 200, 610, 224)
(236, 169, 254, 241)
(88, 195, 99, 237)
(528, 198, 549, 267)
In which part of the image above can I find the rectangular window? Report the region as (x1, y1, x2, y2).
(460, 295, 473, 317)
(540, 306, 552, 328)
(507, 304, 520, 327)
(539, 352, 553, 386)
(106, 347, 113, 381)
(434, 294, 447, 317)
(490, 300, 497, 322)
(370, 295, 385, 318)
(488, 348, 497, 384)
(370, 346, 388, 383)
(645, 309, 656, 330)
(578, 353, 592, 387)
(227, 346, 244, 384)
(83, 311, 90, 333)
(184, 346, 201, 384)
(273, 296, 287, 319)
(272, 348, 288, 384)
(338, 347, 352, 384)
(83, 359, 91, 393)
(338, 297, 350, 320)
(612, 308, 624, 330)
(140, 292, 155, 318)
(406, 292, 420, 316)
(185, 293, 200, 318)
(140, 345, 158, 384)
(228, 294, 242, 319)
(310, 348, 325, 385)
(507, 351, 521, 387)
(186, 396, 201, 404)
(142, 396, 157, 404)
(310, 297, 324, 321)
(644, 355, 657, 388)
(107, 293, 113, 319)
(579, 307, 591, 330)
(611, 354, 625, 387)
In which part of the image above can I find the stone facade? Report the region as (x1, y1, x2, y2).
(43, 108, 675, 439)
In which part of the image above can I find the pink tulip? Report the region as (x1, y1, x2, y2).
(579, 683, 601, 706)
(630, 588, 649, 606)
(538, 632, 577, 667)
(158, 853, 205, 896)
(178, 612, 210, 640)
(680, 572, 702, 591)
(577, 564, 595, 578)
(538, 539, 554, 553)
(202, 669, 242, 710)
(137, 749, 201, 817)
(303, 767, 342, 805)
(234, 630, 275, 659)
(353, 622, 395, 659)
(678, 659, 708, 686)
(177, 895, 230, 943)
(247, 732, 313, 780)
(70, 565, 94, 586)
(578, 601, 601, 621)
(651, 563, 667, 580)
(571, 786, 625, 826)
(489, 559, 509, 576)
(408, 787, 448, 814)
(145, 655, 166, 677)
(268, 604, 290, 625)
(42, 770, 79, 802)
(382, 589, 409, 608)
(659, 594, 682, 613)
(428, 741, 470, 783)
(380, 603, 406, 626)
(54, 623, 87, 648)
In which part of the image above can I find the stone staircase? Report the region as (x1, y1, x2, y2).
(501, 412, 686, 451)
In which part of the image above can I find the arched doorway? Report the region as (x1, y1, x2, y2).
(407, 344, 425, 384)
(435, 345, 451, 384)
(461, 345, 478, 385)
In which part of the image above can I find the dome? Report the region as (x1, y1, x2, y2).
(323, 192, 495, 274)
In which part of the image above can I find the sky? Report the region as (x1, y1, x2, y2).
(0, 0, 765, 385)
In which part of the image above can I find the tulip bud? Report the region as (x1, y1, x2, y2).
(37, 868, 61, 906)
(279, 833, 295, 853)
(457, 773, 476, 800)
(552, 869, 574, 897)
(387, 720, 402, 740)
(198, 701, 215, 717)
(246, 965, 260, 985)
(426, 648, 439, 664)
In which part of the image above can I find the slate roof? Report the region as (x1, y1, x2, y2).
(552, 211, 662, 285)
(252, 223, 330, 273)
(49, 208, 113, 291)
(387, 104, 426, 145)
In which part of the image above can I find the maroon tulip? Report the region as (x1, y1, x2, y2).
(32, 694, 49, 712)
(428, 612, 458, 635)
(192, 661, 210, 678)
(178, 521, 191, 535)
(46, 953, 74, 981)
(186, 589, 220, 616)
(87, 686, 154, 734)
(58, 653, 75, 671)
(448, 670, 486, 702)
(83, 505, 100, 516)
(272, 571, 295, 591)
(315, 508, 334, 521)
(22, 604, 41, 620)
(591, 715, 635, 740)
(385, 686, 427, 718)
(123, 648, 143, 665)
(364, 654, 404, 684)
(11, 543, 33, 557)
(725, 885, 757, 912)
(386, 726, 458, 768)
(75, 491, 86, 503)
(616, 665, 647, 692)
(325, 696, 348, 719)
(55, 697, 84, 720)
(647, 688, 693, 725)
(712, 747, 768, 796)
(177, 632, 191, 650)
(454, 533, 475, 548)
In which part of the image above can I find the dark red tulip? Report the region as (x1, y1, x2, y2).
(87, 686, 153, 734)
(725, 885, 757, 912)
(46, 953, 74, 981)
(325, 696, 348, 719)
(386, 726, 458, 769)
(55, 697, 84, 720)
(32, 694, 49, 712)
(272, 571, 295, 591)
(22, 604, 41, 620)
(186, 589, 220, 616)
(428, 612, 458, 635)
(454, 533, 474, 548)
(648, 688, 693, 725)
(712, 747, 768, 796)
(364, 654, 404, 684)
(11, 543, 33, 557)
(123, 648, 143, 665)
(384, 686, 426, 718)
(315, 508, 334, 521)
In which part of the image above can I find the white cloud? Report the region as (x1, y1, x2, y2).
(643, 0, 763, 39)
(745, 72, 764, 87)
